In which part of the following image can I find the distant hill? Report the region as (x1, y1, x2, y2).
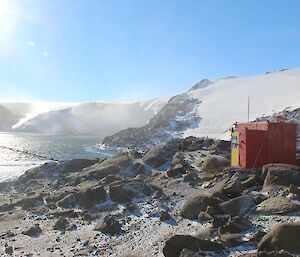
(5, 99, 169, 137)
(103, 68, 300, 148)
(0, 104, 22, 131)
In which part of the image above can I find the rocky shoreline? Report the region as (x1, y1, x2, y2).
(1, 136, 300, 256)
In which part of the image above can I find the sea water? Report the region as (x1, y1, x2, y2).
(0, 132, 115, 182)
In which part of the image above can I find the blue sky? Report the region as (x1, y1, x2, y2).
(0, 0, 300, 102)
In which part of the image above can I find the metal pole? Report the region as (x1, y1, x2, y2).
(248, 96, 250, 122)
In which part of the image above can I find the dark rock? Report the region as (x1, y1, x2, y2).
(82, 163, 120, 180)
(211, 173, 243, 198)
(94, 215, 122, 234)
(160, 211, 171, 221)
(256, 196, 300, 214)
(142, 145, 173, 168)
(75, 185, 107, 209)
(18, 194, 44, 210)
(51, 209, 77, 218)
(198, 212, 213, 223)
(248, 230, 267, 243)
(172, 152, 189, 167)
(5, 246, 13, 254)
(167, 164, 186, 177)
(53, 217, 71, 231)
(22, 225, 42, 237)
(262, 164, 300, 192)
(258, 222, 300, 254)
(201, 155, 230, 173)
(181, 193, 222, 219)
(206, 205, 221, 215)
(220, 194, 258, 216)
(219, 216, 252, 234)
(194, 226, 215, 240)
(109, 179, 158, 203)
(132, 161, 145, 175)
(183, 172, 200, 183)
(289, 184, 300, 195)
(100, 152, 132, 169)
(83, 212, 97, 222)
(219, 233, 243, 247)
(62, 158, 99, 173)
(56, 193, 76, 208)
(101, 174, 123, 185)
(212, 215, 230, 228)
(163, 234, 224, 257)
(242, 174, 263, 188)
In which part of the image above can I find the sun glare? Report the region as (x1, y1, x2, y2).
(0, 0, 9, 12)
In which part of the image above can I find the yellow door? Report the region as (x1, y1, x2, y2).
(231, 132, 239, 166)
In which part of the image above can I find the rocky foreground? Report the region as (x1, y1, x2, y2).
(1, 137, 300, 256)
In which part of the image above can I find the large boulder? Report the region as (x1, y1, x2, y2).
(53, 217, 72, 231)
(181, 193, 222, 219)
(220, 194, 259, 216)
(75, 185, 107, 209)
(109, 179, 160, 203)
(56, 184, 107, 209)
(22, 225, 42, 237)
(256, 196, 300, 215)
(258, 223, 300, 254)
(142, 145, 173, 168)
(100, 152, 133, 169)
(62, 158, 99, 173)
(211, 173, 243, 198)
(163, 235, 225, 257)
(262, 164, 300, 192)
(94, 215, 122, 234)
(81, 163, 120, 180)
(167, 164, 186, 177)
(17, 193, 44, 210)
(201, 155, 230, 173)
(218, 216, 252, 234)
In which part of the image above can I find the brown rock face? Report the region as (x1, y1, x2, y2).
(163, 235, 224, 257)
(262, 164, 300, 192)
(181, 193, 222, 219)
(258, 222, 300, 254)
(256, 196, 300, 214)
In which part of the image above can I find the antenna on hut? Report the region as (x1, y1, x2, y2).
(247, 96, 250, 122)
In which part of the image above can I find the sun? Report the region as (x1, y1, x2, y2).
(0, 0, 20, 56)
(0, 0, 12, 15)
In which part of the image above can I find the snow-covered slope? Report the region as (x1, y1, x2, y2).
(103, 68, 300, 148)
(185, 68, 300, 139)
(9, 98, 168, 136)
(1, 102, 72, 129)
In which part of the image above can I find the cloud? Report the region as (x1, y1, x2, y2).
(27, 40, 35, 47)
(42, 51, 49, 58)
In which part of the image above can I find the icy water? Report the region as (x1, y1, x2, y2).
(0, 132, 115, 182)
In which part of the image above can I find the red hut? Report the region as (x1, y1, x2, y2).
(231, 121, 297, 169)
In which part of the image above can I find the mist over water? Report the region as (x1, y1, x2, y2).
(0, 132, 113, 182)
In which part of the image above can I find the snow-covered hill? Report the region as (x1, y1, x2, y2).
(3, 99, 168, 136)
(1, 102, 72, 129)
(0, 104, 21, 131)
(103, 68, 300, 148)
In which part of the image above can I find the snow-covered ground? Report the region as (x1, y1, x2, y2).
(184, 68, 300, 139)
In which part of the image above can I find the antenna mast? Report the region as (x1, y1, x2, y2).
(247, 96, 250, 122)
